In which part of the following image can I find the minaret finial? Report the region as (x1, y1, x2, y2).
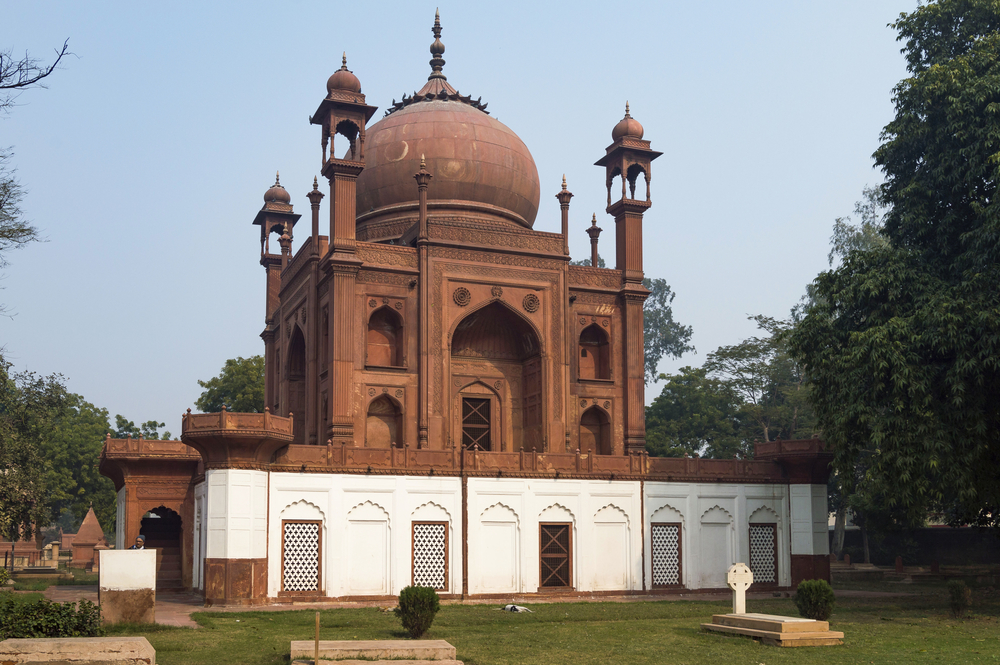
(591, 213, 597, 226)
(420, 154, 426, 169)
(429, 9, 447, 81)
(312, 176, 319, 190)
(562, 174, 567, 190)
(341, 52, 347, 69)
(275, 171, 280, 185)
(625, 101, 630, 117)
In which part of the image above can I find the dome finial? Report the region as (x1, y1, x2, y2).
(625, 101, 630, 117)
(341, 52, 347, 69)
(562, 174, 567, 191)
(275, 171, 280, 185)
(428, 9, 447, 81)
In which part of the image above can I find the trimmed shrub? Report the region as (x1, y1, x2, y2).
(394, 585, 440, 639)
(794, 579, 836, 621)
(0, 591, 103, 639)
(947, 580, 972, 619)
(0, 568, 9, 585)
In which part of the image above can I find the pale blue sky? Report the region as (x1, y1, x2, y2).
(3, 1, 916, 433)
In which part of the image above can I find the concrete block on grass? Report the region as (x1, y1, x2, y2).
(0, 636, 155, 664)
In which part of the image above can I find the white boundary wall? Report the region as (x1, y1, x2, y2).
(209, 472, 799, 598)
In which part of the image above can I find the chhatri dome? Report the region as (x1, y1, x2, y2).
(354, 12, 541, 233)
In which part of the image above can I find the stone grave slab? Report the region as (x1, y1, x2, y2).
(289, 639, 456, 662)
(0, 636, 155, 664)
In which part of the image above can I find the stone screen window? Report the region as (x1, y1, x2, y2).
(461, 397, 491, 450)
(412, 522, 448, 590)
(281, 520, 321, 593)
(650, 522, 682, 587)
(749, 523, 778, 584)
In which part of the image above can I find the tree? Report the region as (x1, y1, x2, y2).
(788, 0, 1000, 529)
(642, 278, 693, 384)
(107, 414, 170, 440)
(195, 356, 265, 413)
(704, 316, 816, 447)
(645, 366, 741, 458)
(1, 39, 69, 306)
(43, 395, 117, 536)
(0, 355, 67, 545)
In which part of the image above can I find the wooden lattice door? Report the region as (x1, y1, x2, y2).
(462, 397, 491, 450)
(539, 523, 572, 588)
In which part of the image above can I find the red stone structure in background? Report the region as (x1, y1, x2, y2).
(101, 13, 834, 605)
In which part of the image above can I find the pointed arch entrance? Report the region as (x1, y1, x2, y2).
(451, 301, 542, 451)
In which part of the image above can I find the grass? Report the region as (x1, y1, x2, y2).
(101, 583, 1000, 665)
(10, 567, 98, 591)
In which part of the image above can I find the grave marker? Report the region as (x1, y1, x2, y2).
(726, 562, 753, 614)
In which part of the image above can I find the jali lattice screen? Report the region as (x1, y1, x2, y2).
(282, 521, 320, 592)
(749, 523, 777, 584)
(651, 523, 681, 586)
(412, 522, 448, 590)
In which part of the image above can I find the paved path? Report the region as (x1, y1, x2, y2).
(40, 585, 913, 630)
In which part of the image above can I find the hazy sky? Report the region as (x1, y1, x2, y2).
(4, 1, 916, 434)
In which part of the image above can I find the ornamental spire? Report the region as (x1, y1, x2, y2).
(429, 8, 446, 81)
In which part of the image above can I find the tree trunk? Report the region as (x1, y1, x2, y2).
(833, 507, 846, 558)
(861, 523, 870, 564)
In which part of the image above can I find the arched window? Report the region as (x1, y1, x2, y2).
(288, 327, 306, 444)
(366, 395, 401, 448)
(578, 324, 610, 380)
(580, 407, 611, 455)
(367, 307, 403, 367)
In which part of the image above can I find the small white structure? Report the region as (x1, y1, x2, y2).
(98, 550, 156, 624)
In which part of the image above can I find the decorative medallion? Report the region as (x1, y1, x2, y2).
(494, 380, 503, 391)
(382, 387, 388, 394)
(580, 399, 588, 407)
(579, 317, 587, 325)
(603, 401, 611, 410)
(368, 298, 377, 308)
(394, 301, 403, 310)
(453, 287, 471, 307)
(602, 319, 609, 327)
(491, 285, 503, 298)
(454, 379, 463, 387)
(522, 293, 540, 313)
(382, 297, 389, 305)
(368, 387, 376, 397)
(395, 389, 404, 398)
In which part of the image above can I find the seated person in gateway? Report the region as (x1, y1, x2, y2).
(128, 535, 146, 550)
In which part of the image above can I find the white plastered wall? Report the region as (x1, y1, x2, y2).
(267, 472, 462, 598)
(466, 478, 642, 594)
(789, 484, 830, 556)
(192, 480, 206, 590)
(644, 482, 790, 589)
(204, 469, 268, 559)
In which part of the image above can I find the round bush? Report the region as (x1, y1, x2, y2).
(947, 580, 972, 619)
(794, 579, 835, 621)
(394, 585, 440, 639)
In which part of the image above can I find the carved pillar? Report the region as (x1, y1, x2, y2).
(305, 180, 325, 445)
(621, 289, 647, 454)
(586, 213, 603, 268)
(414, 157, 432, 448)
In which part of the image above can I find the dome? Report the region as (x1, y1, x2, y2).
(356, 100, 541, 229)
(263, 173, 291, 204)
(327, 53, 362, 94)
(611, 102, 644, 142)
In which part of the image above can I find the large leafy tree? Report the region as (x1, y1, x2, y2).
(0, 356, 67, 544)
(789, 0, 1000, 529)
(645, 366, 741, 458)
(196, 356, 265, 413)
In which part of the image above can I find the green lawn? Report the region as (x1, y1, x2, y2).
(104, 584, 1000, 665)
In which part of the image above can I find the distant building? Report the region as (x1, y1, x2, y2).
(101, 14, 832, 605)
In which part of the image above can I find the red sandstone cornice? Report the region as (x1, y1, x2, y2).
(181, 408, 295, 470)
(753, 438, 834, 484)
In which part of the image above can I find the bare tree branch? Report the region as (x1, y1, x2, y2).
(0, 39, 71, 114)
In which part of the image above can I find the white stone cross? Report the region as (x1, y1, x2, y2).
(727, 562, 754, 614)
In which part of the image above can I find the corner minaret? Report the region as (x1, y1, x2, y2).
(309, 53, 378, 255)
(252, 173, 301, 411)
(595, 103, 661, 454)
